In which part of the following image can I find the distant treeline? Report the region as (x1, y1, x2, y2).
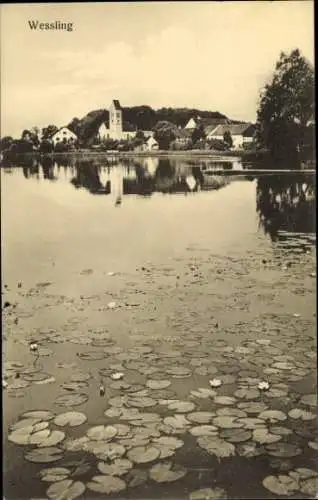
(67, 106, 231, 142)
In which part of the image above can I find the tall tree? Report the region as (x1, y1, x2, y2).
(256, 49, 314, 166)
(223, 130, 233, 149)
(153, 121, 178, 149)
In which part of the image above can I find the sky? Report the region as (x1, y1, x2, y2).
(0, 1, 314, 138)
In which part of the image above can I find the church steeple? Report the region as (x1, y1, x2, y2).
(109, 100, 123, 140)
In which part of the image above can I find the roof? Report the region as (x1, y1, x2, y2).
(51, 127, 77, 138)
(111, 100, 122, 110)
(200, 117, 231, 127)
(208, 123, 255, 137)
(175, 128, 192, 139)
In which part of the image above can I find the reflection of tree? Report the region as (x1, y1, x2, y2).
(70, 161, 110, 194)
(256, 175, 316, 241)
(41, 156, 56, 180)
(20, 157, 39, 178)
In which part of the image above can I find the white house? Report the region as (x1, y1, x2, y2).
(206, 123, 256, 149)
(184, 117, 199, 130)
(145, 136, 159, 151)
(51, 127, 77, 146)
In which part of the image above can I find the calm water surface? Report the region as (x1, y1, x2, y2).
(2, 157, 316, 500)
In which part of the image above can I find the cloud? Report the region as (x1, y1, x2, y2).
(1, 2, 314, 136)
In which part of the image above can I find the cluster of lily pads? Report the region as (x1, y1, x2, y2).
(6, 331, 317, 499)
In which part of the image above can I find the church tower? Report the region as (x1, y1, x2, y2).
(109, 100, 123, 140)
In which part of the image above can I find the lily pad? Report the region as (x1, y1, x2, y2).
(190, 388, 217, 399)
(214, 396, 236, 406)
(149, 461, 187, 483)
(62, 437, 89, 452)
(152, 436, 184, 458)
(55, 393, 88, 407)
(86, 425, 117, 441)
(54, 412, 87, 427)
(70, 372, 91, 382)
(253, 428, 282, 445)
(167, 401, 196, 413)
(127, 445, 160, 463)
(163, 415, 190, 430)
(166, 367, 192, 378)
(97, 459, 133, 476)
(126, 469, 148, 488)
(197, 436, 235, 458)
(25, 447, 63, 463)
(11, 418, 43, 430)
(61, 382, 88, 392)
(216, 408, 247, 418)
(187, 412, 215, 424)
(213, 416, 243, 429)
(262, 475, 299, 496)
(299, 476, 318, 496)
(146, 380, 171, 390)
(237, 402, 268, 414)
(77, 351, 105, 361)
(189, 487, 228, 499)
(258, 410, 287, 423)
(39, 467, 70, 482)
(87, 475, 126, 494)
(127, 396, 157, 408)
(266, 442, 302, 457)
(219, 428, 252, 443)
(234, 388, 259, 400)
(236, 441, 266, 458)
(84, 442, 126, 460)
(300, 394, 317, 407)
(37, 430, 65, 447)
(190, 426, 218, 437)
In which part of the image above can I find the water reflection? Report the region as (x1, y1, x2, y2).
(10, 157, 227, 198)
(1, 156, 316, 246)
(256, 175, 316, 243)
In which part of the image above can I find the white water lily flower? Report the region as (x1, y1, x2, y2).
(107, 302, 117, 309)
(99, 384, 105, 395)
(209, 379, 222, 388)
(111, 372, 124, 380)
(258, 381, 270, 391)
(107, 272, 115, 276)
(30, 342, 38, 351)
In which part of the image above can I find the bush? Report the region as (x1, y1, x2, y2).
(207, 139, 227, 151)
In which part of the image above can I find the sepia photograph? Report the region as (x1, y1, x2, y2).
(1, 1, 316, 499)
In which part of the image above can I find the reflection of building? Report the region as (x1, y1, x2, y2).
(51, 127, 77, 146)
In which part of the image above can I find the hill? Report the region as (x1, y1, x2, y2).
(67, 106, 233, 142)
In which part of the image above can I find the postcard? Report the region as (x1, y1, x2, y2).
(1, 2, 316, 499)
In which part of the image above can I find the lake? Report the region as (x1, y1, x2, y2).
(2, 156, 317, 500)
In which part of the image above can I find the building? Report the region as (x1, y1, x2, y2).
(174, 128, 192, 146)
(184, 116, 231, 131)
(97, 100, 137, 141)
(145, 136, 159, 151)
(51, 127, 77, 146)
(206, 123, 256, 149)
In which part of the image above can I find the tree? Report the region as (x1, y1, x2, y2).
(192, 124, 206, 145)
(153, 121, 178, 149)
(223, 130, 233, 149)
(256, 49, 314, 166)
(0, 136, 13, 151)
(42, 125, 59, 140)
